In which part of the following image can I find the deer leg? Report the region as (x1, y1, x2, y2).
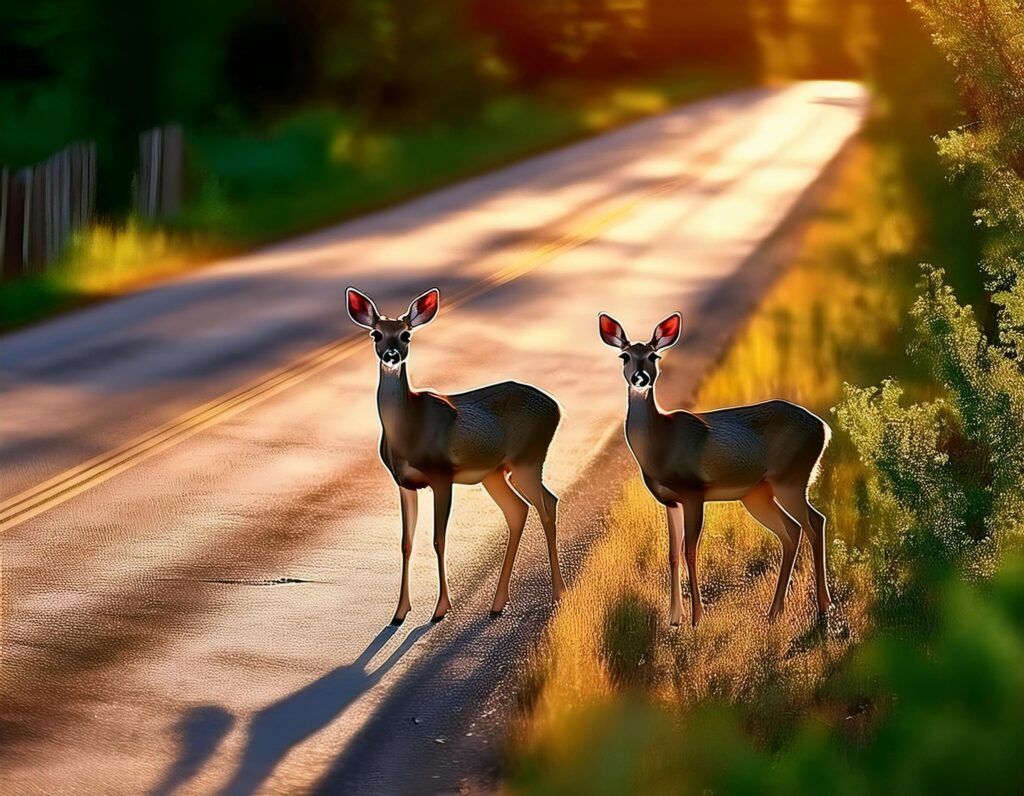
(392, 486, 419, 626)
(430, 480, 454, 622)
(807, 503, 832, 615)
(775, 484, 832, 616)
(509, 464, 566, 604)
(682, 496, 705, 627)
(482, 469, 529, 617)
(666, 502, 684, 627)
(741, 483, 801, 621)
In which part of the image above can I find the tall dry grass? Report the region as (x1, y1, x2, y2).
(511, 141, 927, 766)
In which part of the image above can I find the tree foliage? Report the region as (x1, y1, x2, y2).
(838, 0, 1024, 605)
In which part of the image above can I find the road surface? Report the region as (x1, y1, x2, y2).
(0, 82, 866, 795)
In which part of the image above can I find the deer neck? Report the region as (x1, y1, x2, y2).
(624, 387, 665, 463)
(376, 363, 419, 443)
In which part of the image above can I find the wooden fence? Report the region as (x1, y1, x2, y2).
(0, 124, 184, 280)
(137, 125, 183, 220)
(1, 142, 97, 280)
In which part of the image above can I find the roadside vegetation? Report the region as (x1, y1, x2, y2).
(0, 71, 735, 330)
(0, 3, 755, 329)
(507, 1, 1024, 792)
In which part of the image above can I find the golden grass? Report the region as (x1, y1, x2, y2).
(58, 221, 212, 295)
(1, 221, 226, 331)
(512, 141, 924, 766)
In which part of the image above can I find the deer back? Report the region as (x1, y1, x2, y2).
(448, 381, 560, 468)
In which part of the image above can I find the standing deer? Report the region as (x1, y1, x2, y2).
(598, 311, 832, 626)
(347, 287, 567, 625)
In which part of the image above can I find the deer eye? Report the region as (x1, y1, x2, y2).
(400, 330, 412, 343)
(370, 330, 383, 342)
(648, 352, 661, 362)
(619, 352, 630, 362)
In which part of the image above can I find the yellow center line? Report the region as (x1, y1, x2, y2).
(0, 149, 720, 533)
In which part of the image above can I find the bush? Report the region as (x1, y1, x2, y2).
(509, 557, 1024, 796)
(836, 0, 1024, 616)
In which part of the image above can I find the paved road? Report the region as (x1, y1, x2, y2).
(0, 82, 865, 795)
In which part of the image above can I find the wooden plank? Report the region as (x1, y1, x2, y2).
(18, 168, 31, 273)
(138, 127, 163, 218)
(46, 152, 59, 264)
(28, 165, 46, 271)
(60, 147, 71, 247)
(85, 142, 96, 222)
(149, 127, 161, 218)
(43, 156, 52, 263)
(2, 169, 26, 279)
(69, 144, 81, 229)
(49, 153, 58, 262)
(159, 124, 183, 216)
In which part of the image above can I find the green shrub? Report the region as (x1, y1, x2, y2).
(509, 558, 1024, 796)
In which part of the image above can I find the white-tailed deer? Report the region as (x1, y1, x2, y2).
(598, 312, 832, 626)
(347, 287, 566, 625)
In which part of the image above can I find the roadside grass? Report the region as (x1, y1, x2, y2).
(0, 69, 740, 332)
(506, 124, 983, 788)
(0, 222, 222, 329)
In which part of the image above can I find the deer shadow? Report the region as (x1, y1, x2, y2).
(217, 622, 433, 796)
(149, 623, 432, 796)
(151, 706, 235, 796)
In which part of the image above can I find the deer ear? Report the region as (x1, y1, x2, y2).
(651, 313, 682, 351)
(347, 287, 380, 329)
(405, 288, 440, 328)
(598, 313, 629, 349)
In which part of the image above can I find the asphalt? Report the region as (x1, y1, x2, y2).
(0, 81, 866, 795)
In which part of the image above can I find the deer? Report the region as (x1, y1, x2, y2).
(347, 287, 567, 625)
(598, 311, 832, 627)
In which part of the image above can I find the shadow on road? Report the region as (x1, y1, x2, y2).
(151, 706, 235, 796)
(151, 622, 433, 796)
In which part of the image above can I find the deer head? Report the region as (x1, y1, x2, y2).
(347, 287, 440, 369)
(598, 312, 682, 391)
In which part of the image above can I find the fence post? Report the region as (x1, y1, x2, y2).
(137, 125, 183, 219)
(160, 124, 183, 216)
(28, 165, 46, 271)
(138, 127, 164, 218)
(22, 166, 32, 270)
(60, 146, 71, 252)
(69, 144, 80, 230)
(1, 138, 99, 278)
(85, 142, 96, 223)
(5, 170, 27, 278)
(43, 155, 53, 264)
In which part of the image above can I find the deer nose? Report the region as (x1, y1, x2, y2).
(630, 371, 651, 388)
(381, 348, 401, 366)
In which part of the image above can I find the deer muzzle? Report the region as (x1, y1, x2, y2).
(630, 370, 652, 388)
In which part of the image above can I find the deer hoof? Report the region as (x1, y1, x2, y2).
(430, 612, 447, 623)
(489, 609, 504, 620)
(390, 614, 407, 627)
